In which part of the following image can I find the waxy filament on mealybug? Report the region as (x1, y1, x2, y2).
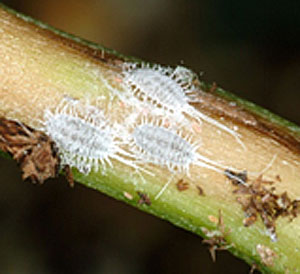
(42, 98, 138, 174)
(126, 116, 234, 199)
(102, 62, 245, 149)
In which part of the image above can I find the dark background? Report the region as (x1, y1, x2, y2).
(1, 0, 300, 273)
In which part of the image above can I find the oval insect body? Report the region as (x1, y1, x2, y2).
(133, 124, 196, 172)
(45, 113, 114, 162)
(129, 119, 232, 199)
(42, 98, 134, 174)
(129, 119, 228, 175)
(124, 67, 188, 111)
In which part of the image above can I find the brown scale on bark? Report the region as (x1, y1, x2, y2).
(196, 185, 205, 196)
(137, 191, 151, 206)
(0, 117, 73, 186)
(176, 179, 189, 191)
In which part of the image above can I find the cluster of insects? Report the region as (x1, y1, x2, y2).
(21, 61, 246, 198)
(0, 62, 246, 198)
(1, 60, 289, 267)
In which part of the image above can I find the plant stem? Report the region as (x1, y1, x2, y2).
(1, 4, 300, 273)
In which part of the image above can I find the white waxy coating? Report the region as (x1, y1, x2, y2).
(130, 122, 230, 200)
(133, 124, 196, 172)
(121, 63, 245, 149)
(44, 113, 114, 160)
(124, 68, 188, 111)
(42, 98, 135, 174)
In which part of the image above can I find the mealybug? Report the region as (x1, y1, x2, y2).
(106, 62, 245, 149)
(41, 98, 135, 174)
(126, 116, 232, 199)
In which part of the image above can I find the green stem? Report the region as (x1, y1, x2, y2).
(1, 4, 300, 273)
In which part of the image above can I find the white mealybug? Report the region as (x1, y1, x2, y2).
(41, 98, 135, 174)
(127, 117, 231, 199)
(117, 62, 245, 149)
